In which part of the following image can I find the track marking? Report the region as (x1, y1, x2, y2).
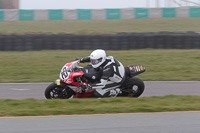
(10, 88, 30, 91)
(1, 111, 200, 119)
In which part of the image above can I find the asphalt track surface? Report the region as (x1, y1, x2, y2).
(1, 112, 200, 133)
(0, 81, 200, 133)
(0, 81, 199, 99)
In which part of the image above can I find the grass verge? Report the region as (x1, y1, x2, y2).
(0, 18, 200, 34)
(0, 95, 199, 117)
(0, 49, 199, 82)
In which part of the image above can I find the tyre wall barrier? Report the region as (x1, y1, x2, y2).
(0, 32, 199, 51)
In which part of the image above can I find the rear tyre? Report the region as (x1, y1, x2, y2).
(45, 82, 74, 99)
(122, 77, 145, 97)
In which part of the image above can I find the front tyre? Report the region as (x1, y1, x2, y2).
(45, 82, 74, 99)
(123, 77, 145, 97)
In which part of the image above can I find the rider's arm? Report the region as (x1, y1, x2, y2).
(80, 56, 90, 63)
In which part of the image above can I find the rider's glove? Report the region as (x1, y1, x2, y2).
(80, 58, 85, 63)
(74, 58, 79, 61)
(80, 57, 90, 63)
(75, 58, 84, 63)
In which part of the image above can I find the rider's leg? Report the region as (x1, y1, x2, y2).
(93, 83, 121, 98)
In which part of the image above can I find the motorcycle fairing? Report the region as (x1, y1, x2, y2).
(60, 61, 85, 84)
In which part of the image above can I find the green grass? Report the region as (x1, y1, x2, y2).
(0, 18, 199, 117)
(0, 49, 199, 83)
(0, 18, 200, 34)
(0, 95, 199, 117)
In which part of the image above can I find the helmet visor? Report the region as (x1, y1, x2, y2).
(91, 58, 102, 65)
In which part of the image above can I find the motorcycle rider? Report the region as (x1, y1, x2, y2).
(79, 49, 125, 97)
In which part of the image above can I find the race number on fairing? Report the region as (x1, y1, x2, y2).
(60, 67, 69, 80)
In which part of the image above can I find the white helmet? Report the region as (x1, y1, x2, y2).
(90, 49, 106, 68)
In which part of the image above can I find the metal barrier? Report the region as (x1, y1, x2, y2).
(1, 7, 200, 21)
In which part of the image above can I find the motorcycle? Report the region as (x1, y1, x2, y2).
(45, 60, 146, 99)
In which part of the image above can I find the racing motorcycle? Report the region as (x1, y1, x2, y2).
(45, 60, 145, 99)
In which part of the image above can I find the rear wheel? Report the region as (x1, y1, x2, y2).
(121, 77, 145, 97)
(45, 82, 74, 99)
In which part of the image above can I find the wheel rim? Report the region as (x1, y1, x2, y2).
(132, 85, 139, 94)
(126, 85, 140, 97)
(49, 87, 72, 99)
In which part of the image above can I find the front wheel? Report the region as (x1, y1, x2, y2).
(121, 77, 145, 97)
(45, 82, 74, 99)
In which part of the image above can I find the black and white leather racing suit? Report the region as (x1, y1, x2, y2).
(81, 55, 125, 97)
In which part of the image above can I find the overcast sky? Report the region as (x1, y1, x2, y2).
(20, 0, 146, 9)
(20, 0, 200, 9)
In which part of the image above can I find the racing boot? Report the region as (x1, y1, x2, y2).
(109, 88, 121, 97)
